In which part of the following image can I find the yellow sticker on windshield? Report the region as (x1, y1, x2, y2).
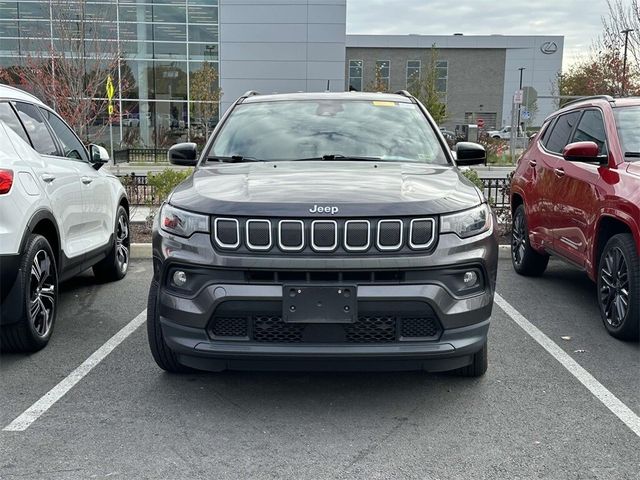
(372, 101, 396, 107)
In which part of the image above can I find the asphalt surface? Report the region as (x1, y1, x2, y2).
(1, 252, 639, 480)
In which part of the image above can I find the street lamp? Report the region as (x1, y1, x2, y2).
(517, 67, 525, 136)
(621, 28, 634, 96)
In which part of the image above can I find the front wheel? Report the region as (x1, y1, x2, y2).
(146, 280, 193, 373)
(0, 234, 58, 352)
(597, 234, 640, 340)
(93, 205, 130, 282)
(451, 341, 488, 377)
(511, 204, 549, 276)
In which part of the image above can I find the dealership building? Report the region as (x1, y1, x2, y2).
(0, 0, 563, 147)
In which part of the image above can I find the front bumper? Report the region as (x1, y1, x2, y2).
(152, 223, 498, 372)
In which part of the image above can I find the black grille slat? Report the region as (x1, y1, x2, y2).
(312, 221, 337, 250)
(214, 218, 239, 248)
(253, 315, 304, 343)
(410, 219, 435, 249)
(345, 220, 370, 250)
(279, 220, 304, 250)
(246, 220, 271, 249)
(377, 220, 402, 250)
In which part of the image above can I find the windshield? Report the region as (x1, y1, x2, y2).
(614, 106, 640, 158)
(206, 99, 449, 164)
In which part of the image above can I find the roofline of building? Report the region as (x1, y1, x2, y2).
(346, 34, 565, 50)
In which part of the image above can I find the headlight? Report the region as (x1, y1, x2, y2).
(441, 203, 491, 239)
(160, 204, 209, 237)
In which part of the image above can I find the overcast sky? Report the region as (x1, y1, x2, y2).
(346, 0, 611, 68)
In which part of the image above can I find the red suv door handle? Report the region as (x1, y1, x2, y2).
(528, 159, 537, 167)
(554, 167, 565, 177)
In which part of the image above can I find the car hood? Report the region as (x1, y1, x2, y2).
(169, 161, 482, 217)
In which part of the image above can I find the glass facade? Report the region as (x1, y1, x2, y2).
(0, 0, 219, 148)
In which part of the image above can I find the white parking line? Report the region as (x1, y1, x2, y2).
(3, 310, 147, 432)
(495, 293, 640, 439)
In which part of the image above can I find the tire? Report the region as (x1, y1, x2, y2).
(511, 204, 549, 276)
(146, 280, 193, 373)
(597, 234, 640, 341)
(451, 341, 488, 377)
(93, 205, 130, 282)
(0, 234, 58, 353)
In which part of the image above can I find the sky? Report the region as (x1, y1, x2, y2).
(346, 0, 611, 69)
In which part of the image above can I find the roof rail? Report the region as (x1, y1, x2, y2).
(241, 90, 260, 98)
(394, 90, 413, 98)
(561, 95, 615, 108)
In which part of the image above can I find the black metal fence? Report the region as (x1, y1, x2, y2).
(119, 173, 511, 208)
(118, 173, 155, 205)
(114, 148, 170, 164)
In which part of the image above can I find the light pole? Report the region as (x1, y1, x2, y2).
(517, 67, 525, 136)
(621, 28, 634, 96)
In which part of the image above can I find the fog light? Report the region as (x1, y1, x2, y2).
(173, 270, 187, 287)
(463, 271, 478, 287)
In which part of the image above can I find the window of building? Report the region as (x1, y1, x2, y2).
(406, 60, 421, 88)
(348, 60, 363, 92)
(436, 60, 448, 95)
(375, 60, 390, 91)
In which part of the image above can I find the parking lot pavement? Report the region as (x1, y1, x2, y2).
(1, 254, 639, 479)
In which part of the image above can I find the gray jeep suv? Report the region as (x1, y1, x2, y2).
(147, 91, 498, 376)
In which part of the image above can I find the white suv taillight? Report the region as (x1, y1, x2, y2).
(0, 169, 13, 194)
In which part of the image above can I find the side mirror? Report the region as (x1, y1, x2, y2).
(168, 142, 198, 166)
(88, 144, 109, 169)
(563, 141, 607, 165)
(455, 142, 486, 166)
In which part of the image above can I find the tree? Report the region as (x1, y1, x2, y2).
(366, 62, 390, 92)
(552, 0, 640, 105)
(0, 0, 125, 142)
(189, 61, 222, 142)
(407, 45, 447, 124)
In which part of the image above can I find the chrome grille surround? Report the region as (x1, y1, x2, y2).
(343, 220, 371, 252)
(213, 217, 240, 249)
(310, 220, 338, 252)
(376, 219, 403, 251)
(245, 219, 272, 251)
(409, 218, 437, 250)
(278, 219, 305, 252)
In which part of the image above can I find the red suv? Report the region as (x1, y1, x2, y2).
(511, 95, 640, 340)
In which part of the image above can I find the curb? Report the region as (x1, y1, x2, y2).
(131, 243, 152, 259)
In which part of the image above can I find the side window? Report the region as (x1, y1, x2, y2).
(539, 119, 555, 145)
(544, 111, 581, 154)
(0, 102, 30, 145)
(572, 109, 607, 155)
(13, 102, 58, 156)
(40, 108, 88, 162)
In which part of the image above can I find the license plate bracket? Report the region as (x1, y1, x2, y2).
(283, 285, 357, 323)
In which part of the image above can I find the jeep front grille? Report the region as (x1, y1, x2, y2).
(212, 216, 437, 255)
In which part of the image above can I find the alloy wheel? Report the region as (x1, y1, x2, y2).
(600, 247, 630, 328)
(116, 213, 130, 274)
(512, 210, 526, 265)
(29, 249, 56, 337)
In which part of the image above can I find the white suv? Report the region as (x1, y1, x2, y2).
(0, 85, 130, 352)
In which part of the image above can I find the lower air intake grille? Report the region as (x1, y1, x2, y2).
(344, 316, 396, 343)
(400, 317, 439, 338)
(253, 315, 305, 343)
(211, 317, 248, 337)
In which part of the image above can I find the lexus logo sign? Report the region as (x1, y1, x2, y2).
(540, 41, 558, 55)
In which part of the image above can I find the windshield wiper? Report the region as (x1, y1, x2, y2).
(624, 152, 640, 158)
(207, 155, 263, 163)
(294, 154, 382, 161)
